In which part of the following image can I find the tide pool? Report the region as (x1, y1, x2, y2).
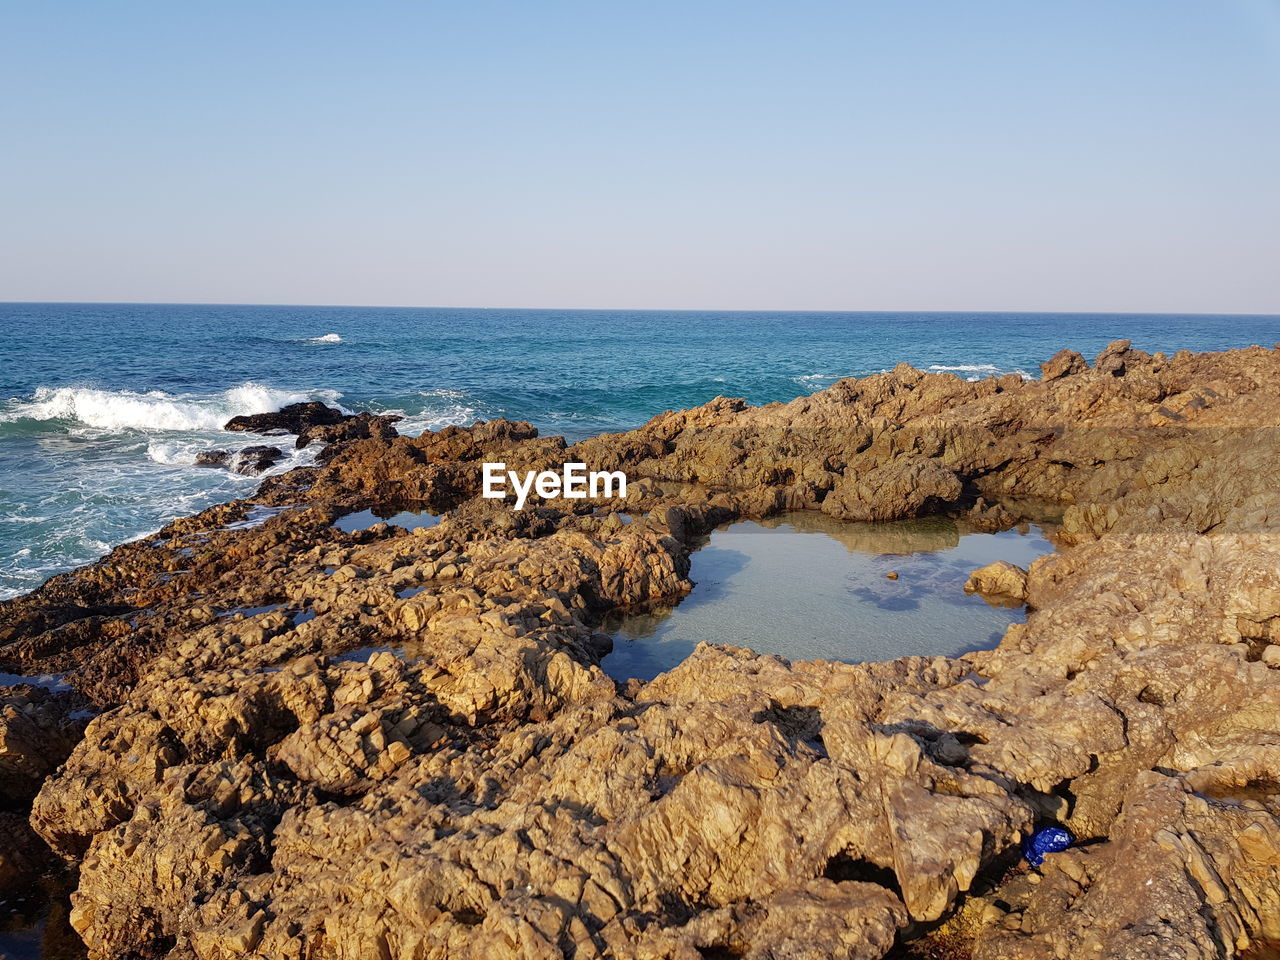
(603, 512, 1053, 681)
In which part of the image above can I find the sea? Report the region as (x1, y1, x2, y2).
(2, 303, 1278, 600)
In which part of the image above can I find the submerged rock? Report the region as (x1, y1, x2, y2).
(194, 444, 284, 475)
(2, 345, 1280, 958)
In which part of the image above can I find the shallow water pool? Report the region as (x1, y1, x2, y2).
(333, 507, 441, 534)
(603, 512, 1053, 682)
(0, 875, 83, 960)
(0, 671, 71, 692)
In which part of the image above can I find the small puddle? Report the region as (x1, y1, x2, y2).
(331, 645, 404, 664)
(0, 672, 72, 692)
(592, 508, 635, 525)
(217, 604, 285, 620)
(603, 512, 1054, 682)
(333, 508, 442, 534)
(223, 505, 286, 530)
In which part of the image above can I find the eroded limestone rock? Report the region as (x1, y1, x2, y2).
(2, 345, 1280, 958)
(964, 560, 1029, 604)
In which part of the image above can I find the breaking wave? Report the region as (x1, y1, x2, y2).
(0, 383, 347, 433)
(144, 438, 318, 473)
(301, 333, 343, 343)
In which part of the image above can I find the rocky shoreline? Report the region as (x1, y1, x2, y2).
(2, 341, 1279, 959)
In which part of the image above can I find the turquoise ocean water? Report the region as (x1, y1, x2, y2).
(2, 303, 1278, 600)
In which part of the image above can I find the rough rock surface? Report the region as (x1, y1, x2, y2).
(296, 410, 403, 450)
(963, 560, 1029, 604)
(2, 343, 1280, 959)
(219, 400, 402, 451)
(223, 401, 349, 435)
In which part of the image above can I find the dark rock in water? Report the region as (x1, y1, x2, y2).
(297, 411, 403, 451)
(237, 445, 285, 474)
(224, 401, 348, 435)
(195, 445, 284, 475)
(193, 450, 232, 469)
(587, 631, 614, 658)
(223, 402, 402, 457)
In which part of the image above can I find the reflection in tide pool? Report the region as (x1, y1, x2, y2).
(603, 512, 1054, 682)
(333, 507, 441, 534)
(0, 874, 85, 960)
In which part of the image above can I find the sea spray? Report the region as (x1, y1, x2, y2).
(2, 383, 347, 433)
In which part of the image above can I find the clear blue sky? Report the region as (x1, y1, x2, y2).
(2, 1, 1277, 312)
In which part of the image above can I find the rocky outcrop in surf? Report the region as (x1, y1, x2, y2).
(221, 401, 403, 453)
(223, 401, 350, 436)
(3, 342, 1280, 959)
(195, 445, 286, 475)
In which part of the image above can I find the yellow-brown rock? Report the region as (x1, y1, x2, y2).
(2, 345, 1280, 958)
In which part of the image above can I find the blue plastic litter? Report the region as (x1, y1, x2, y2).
(1023, 825, 1074, 866)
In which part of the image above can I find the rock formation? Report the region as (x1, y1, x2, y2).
(195, 445, 286, 475)
(220, 401, 402, 452)
(963, 560, 1028, 605)
(2, 342, 1280, 959)
(223, 401, 349, 435)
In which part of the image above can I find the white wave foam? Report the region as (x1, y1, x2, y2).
(301, 333, 343, 343)
(367, 388, 484, 438)
(145, 439, 201, 465)
(2, 383, 346, 433)
(147, 439, 321, 481)
(794, 373, 837, 383)
(927, 364, 1001, 373)
(390, 404, 480, 438)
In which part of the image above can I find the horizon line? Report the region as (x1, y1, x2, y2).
(2, 299, 1278, 319)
